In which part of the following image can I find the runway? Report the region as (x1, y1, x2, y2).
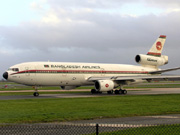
(0, 88, 180, 100)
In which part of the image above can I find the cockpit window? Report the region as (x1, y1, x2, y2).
(8, 68, 19, 72)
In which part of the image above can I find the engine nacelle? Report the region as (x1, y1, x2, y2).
(135, 54, 168, 67)
(60, 86, 78, 90)
(95, 80, 116, 92)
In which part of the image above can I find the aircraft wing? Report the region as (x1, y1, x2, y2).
(88, 66, 180, 82)
(88, 75, 180, 82)
(149, 67, 180, 74)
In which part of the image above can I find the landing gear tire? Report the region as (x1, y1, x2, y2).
(107, 90, 113, 94)
(115, 90, 119, 94)
(33, 92, 39, 97)
(119, 89, 127, 95)
(91, 89, 96, 94)
(114, 89, 127, 95)
(123, 90, 127, 94)
(119, 89, 123, 94)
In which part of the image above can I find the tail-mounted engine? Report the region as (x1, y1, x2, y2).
(135, 54, 168, 67)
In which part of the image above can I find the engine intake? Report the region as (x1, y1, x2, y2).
(95, 80, 115, 92)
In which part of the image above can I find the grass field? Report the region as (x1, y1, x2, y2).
(0, 94, 180, 123)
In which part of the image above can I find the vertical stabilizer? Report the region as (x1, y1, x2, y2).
(147, 35, 166, 57)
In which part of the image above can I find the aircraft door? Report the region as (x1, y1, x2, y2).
(24, 66, 36, 85)
(101, 68, 105, 76)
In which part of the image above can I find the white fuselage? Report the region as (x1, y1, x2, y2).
(7, 62, 157, 86)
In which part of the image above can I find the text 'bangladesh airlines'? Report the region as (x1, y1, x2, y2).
(3, 35, 180, 96)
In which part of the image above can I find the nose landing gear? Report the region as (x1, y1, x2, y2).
(33, 86, 39, 97)
(33, 92, 39, 97)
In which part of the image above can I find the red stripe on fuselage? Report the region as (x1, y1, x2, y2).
(11, 69, 149, 75)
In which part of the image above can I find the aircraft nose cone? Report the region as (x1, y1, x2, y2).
(3, 72, 8, 80)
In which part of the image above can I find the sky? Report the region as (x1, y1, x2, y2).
(1, 0, 180, 78)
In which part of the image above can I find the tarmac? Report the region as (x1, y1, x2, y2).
(0, 88, 180, 100)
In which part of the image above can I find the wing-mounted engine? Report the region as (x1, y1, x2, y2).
(95, 80, 118, 92)
(135, 54, 168, 67)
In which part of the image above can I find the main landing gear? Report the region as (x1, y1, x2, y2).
(33, 87, 39, 97)
(114, 89, 127, 95)
(91, 89, 127, 95)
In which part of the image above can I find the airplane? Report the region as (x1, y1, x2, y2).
(3, 35, 180, 96)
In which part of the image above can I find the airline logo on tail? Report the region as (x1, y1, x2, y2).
(156, 42, 162, 51)
(147, 35, 166, 57)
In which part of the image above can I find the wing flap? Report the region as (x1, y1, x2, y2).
(149, 67, 180, 74)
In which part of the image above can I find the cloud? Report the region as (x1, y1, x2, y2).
(1, 7, 180, 51)
(41, 10, 61, 24)
(30, 2, 43, 10)
(47, 0, 130, 9)
(144, 0, 180, 8)
(47, 0, 180, 11)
